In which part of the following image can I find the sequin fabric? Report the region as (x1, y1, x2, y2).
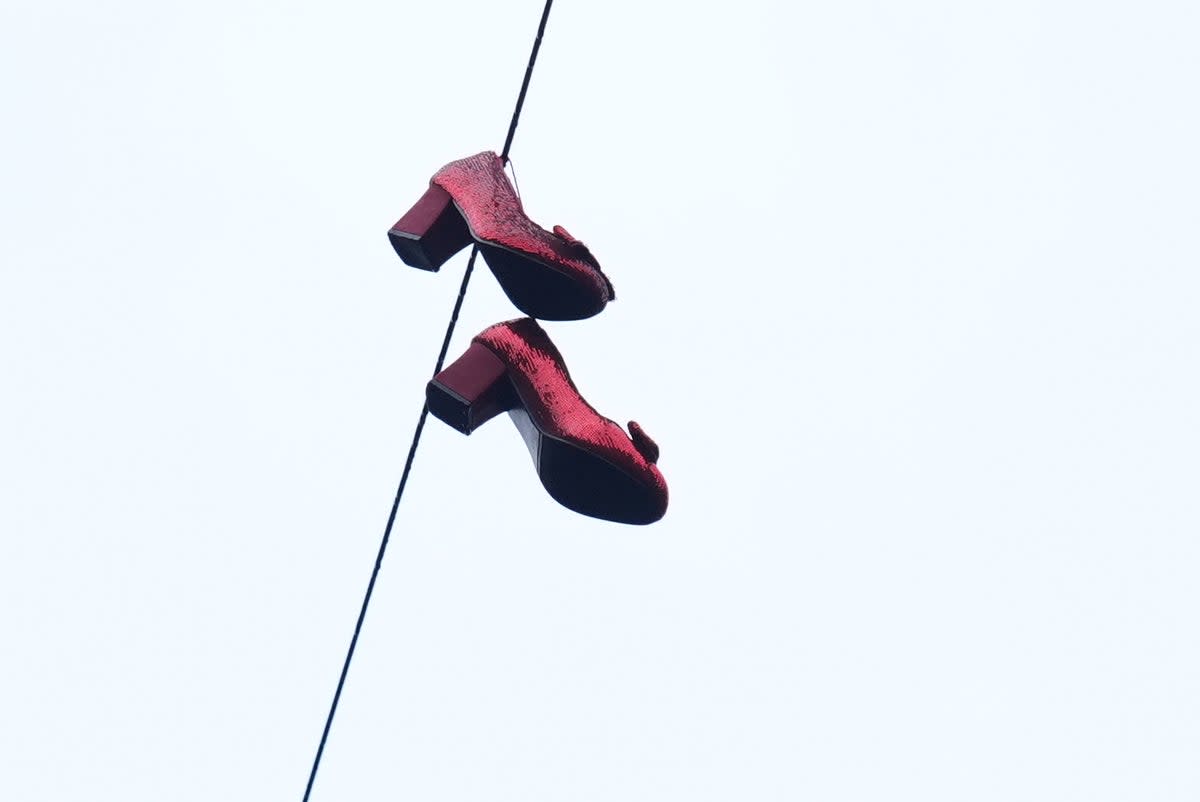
(432, 152, 615, 301)
(475, 318, 668, 512)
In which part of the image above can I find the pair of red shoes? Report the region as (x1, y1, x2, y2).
(389, 152, 668, 525)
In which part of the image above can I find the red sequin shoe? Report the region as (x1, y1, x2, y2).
(389, 151, 615, 321)
(427, 318, 667, 525)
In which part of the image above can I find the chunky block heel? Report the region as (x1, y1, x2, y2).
(427, 342, 516, 434)
(388, 184, 472, 271)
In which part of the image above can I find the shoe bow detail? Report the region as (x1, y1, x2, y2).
(627, 421, 659, 464)
(552, 225, 615, 299)
(552, 224, 581, 244)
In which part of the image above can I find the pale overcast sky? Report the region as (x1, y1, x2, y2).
(3, 0, 1199, 800)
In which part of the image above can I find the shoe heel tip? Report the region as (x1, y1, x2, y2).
(388, 230, 438, 271)
(427, 381, 473, 433)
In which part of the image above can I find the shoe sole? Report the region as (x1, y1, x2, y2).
(480, 243, 604, 322)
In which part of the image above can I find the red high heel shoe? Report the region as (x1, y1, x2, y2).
(427, 318, 667, 525)
(388, 151, 615, 321)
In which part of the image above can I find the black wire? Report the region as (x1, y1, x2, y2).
(300, 252, 476, 802)
(502, 0, 555, 162)
(300, 1, 555, 799)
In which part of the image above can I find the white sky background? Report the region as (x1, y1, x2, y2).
(2, 0, 1199, 799)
